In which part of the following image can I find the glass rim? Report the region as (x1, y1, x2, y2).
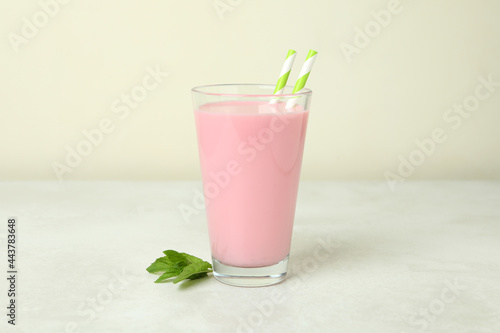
(191, 83, 312, 98)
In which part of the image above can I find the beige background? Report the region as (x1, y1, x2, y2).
(1, 0, 499, 181)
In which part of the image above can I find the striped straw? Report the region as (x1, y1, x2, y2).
(270, 49, 296, 105)
(274, 49, 296, 94)
(286, 49, 318, 109)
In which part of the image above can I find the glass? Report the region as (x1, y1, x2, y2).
(192, 84, 311, 287)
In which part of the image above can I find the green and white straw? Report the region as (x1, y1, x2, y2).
(286, 49, 318, 109)
(274, 49, 297, 94)
(270, 49, 296, 105)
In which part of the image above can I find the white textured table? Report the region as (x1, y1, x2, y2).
(1, 181, 499, 333)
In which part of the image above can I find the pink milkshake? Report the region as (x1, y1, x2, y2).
(195, 100, 309, 268)
(192, 83, 312, 287)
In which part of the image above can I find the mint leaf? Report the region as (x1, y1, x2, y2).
(162, 250, 188, 264)
(163, 250, 206, 266)
(154, 265, 184, 283)
(147, 257, 176, 273)
(188, 272, 210, 280)
(147, 250, 212, 285)
(181, 253, 205, 265)
(173, 261, 213, 284)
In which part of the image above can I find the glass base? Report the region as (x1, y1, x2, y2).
(212, 256, 288, 287)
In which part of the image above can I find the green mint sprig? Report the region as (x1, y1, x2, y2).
(147, 250, 212, 284)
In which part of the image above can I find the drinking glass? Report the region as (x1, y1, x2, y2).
(192, 84, 311, 287)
